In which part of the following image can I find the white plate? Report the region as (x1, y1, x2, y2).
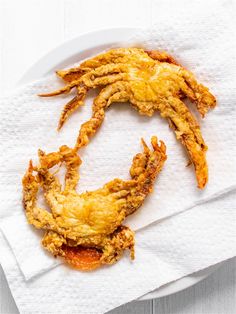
(18, 27, 222, 300)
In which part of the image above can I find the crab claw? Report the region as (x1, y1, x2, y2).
(22, 160, 37, 186)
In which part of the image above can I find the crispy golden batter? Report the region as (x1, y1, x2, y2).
(40, 48, 216, 189)
(22, 137, 166, 270)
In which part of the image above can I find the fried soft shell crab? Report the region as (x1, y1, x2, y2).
(40, 48, 216, 189)
(23, 137, 166, 270)
(23, 47, 216, 270)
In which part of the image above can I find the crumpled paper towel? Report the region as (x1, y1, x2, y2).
(0, 0, 236, 312)
(1, 192, 235, 314)
(0, 1, 235, 229)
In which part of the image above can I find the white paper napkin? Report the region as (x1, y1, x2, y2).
(0, 0, 236, 277)
(1, 191, 235, 314)
(0, 3, 235, 230)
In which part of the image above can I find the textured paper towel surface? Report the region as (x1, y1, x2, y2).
(1, 192, 236, 314)
(0, 0, 236, 312)
(0, 0, 236, 281)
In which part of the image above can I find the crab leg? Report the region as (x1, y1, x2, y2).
(156, 98, 208, 188)
(22, 147, 81, 236)
(79, 49, 133, 68)
(58, 86, 88, 130)
(167, 96, 207, 150)
(105, 137, 167, 216)
(39, 63, 127, 98)
(56, 68, 87, 83)
(38, 145, 82, 194)
(42, 230, 66, 256)
(38, 80, 79, 97)
(124, 136, 166, 215)
(59, 145, 82, 192)
(145, 50, 179, 65)
(37, 150, 63, 214)
(180, 69, 216, 117)
(101, 226, 135, 264)
(22, 161, 62, 232)
(74, 81, 129, 150)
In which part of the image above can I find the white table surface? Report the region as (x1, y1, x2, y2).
(0, 1, 235, 313)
